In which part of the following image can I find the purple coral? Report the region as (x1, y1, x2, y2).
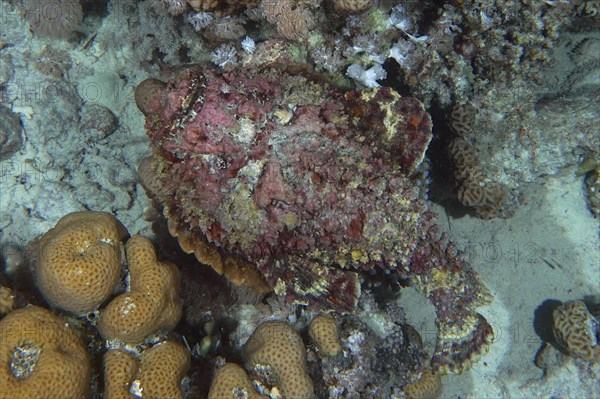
(136, 65, 492, 372)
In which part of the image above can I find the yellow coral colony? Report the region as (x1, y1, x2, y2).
(98, 235, 182, 344)
(104, 340, 190, 399)
(0, 306, 91, 399)
(208, 363, 267, 399)
(103, 349, 139, 399)
(35, 211, 128, 314)
(243, 321, 315, 399)
(308, 313, 342, 357)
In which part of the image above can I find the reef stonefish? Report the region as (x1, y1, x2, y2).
(135, 63, 492, 373)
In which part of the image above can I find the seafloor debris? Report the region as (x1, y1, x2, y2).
(136, 64, 492, 372)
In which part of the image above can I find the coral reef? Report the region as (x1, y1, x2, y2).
(243, 321, 315, 399)
(0, 306, 91, 399)
(98, 235, 182, 344)
(0, 0, 598, 396)
(308, 313, 342, 357)
(34, 211, 128, 314)
(0, 209, 194, 397)
(137, 64, 492, 372)
(208, 362, 267, 399)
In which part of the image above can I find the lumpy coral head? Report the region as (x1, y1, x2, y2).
(97, 235, 182, 344)
(0, 306, 91, 399)
(137, 66, 492, 372)
(35, 211, 128, 314)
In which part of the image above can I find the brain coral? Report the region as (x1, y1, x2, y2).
(136, 65, 492, 372)
(553, 300, 599, 362)
(0, 306, 91, 399)
(35, 211, 128, 314)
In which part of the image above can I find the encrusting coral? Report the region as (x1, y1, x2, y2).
(208, 362, 267, 399)
(308, 313, 342, 357)
(103, 340, 190, 399)
(0, 306, 91, 399)
(243, 320, 315, 399)
(553, 300, 599, 362)
(34, 211, 128, 314)
(98, 235, 182, 344)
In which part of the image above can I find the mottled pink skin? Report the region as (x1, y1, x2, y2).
(140, 66, 492, 370)
(344, 88, 432, 174)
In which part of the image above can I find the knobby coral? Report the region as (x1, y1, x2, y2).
(0, 306, 91, 399)
(34, 211, 128, 314)
(98, 235, 182, 344)
(208, 362, 267, 399)
(104, 340, 190, 399)
(308, 313, 342, 357)
(136, 64, 492, 372)
(243, 321, 315, 399)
